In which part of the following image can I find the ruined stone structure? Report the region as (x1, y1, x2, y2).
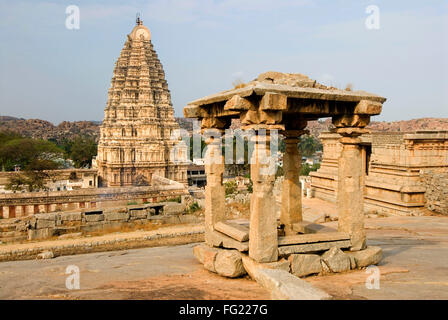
(185, 71, 385, 278)
(311, 131, 448, 216)
(0, 176, 188, 219)
(95, 18, 188, 187)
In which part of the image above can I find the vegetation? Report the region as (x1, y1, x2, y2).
(300, 163, 321, 176)
(299, 135, 322, 157)
(225, 180, 238, 196)
(186, 201, 201, 214)
(60, 136, 97, 168)
(166, 196, 182, 203)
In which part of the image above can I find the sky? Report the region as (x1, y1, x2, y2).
(0, 0, 447, 124)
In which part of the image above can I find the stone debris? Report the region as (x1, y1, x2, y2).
(321, 247, 351, 273)
(345, 246, 382, 268)
(36, 251, 54, 260)
(288, 254, 322, 277)
(214, 221, 249, 242)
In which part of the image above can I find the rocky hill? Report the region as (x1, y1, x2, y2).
(0, 116, 101, 143)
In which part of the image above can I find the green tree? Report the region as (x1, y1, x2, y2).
(69, 136, 97, 168)
(0, 136, 63, 171)
(299, 135, 322, 157)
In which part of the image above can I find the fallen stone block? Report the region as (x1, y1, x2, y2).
(129, 210, 148, 219)
(214, 250, 246, 278)
(209, 230, 249, 252)
(215, 221, 249, 242)
(242, 254, 290, 278)
(242, 258, 331, 300)
(193, 244, 219, 272)
(345, 246, 382, 268)
(37, 251, 54, 260)
(288, 254, 322, 277)
(321, 247, 351, 273)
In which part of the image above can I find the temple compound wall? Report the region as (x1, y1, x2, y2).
(310, 131, 448, 216)
(95, 19, 188, 187)
(0, 177, 188, 219)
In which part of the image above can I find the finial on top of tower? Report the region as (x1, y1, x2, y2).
(136, 12, 143, 26)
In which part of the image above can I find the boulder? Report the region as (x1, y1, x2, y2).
(288, 254, 322, 277)
(345, 246, 382, 268)
(214, 250, 246, 278)
(37, 251, 54, 259)
(321, 247, 351, 273)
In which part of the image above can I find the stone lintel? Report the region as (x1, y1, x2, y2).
(223, 95, 255, 111)
(278, 240, 352, 255)
(278, 232, 350, 246)
(183, 104, 207, 118)
(215, 221, 249, 242)
(260, 92, 287, 111)
(354, 99, 383, 115)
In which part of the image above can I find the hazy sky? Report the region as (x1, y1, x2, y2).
(0, 0, 447, 124)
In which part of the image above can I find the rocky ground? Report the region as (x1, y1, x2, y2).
(0, 198, 447, 300)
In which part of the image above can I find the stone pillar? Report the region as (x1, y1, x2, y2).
(280, 134, 302, 235)
(203, 132, 225, 245)
(9, 206, 16, 218)
(333, 115, 370, 251)
(249, 132, 278, 262)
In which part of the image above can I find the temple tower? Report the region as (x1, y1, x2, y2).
(95, 19, 188, 187)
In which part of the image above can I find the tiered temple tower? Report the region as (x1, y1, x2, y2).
(95, 18, 188, 187)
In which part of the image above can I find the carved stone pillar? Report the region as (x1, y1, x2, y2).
(280, 132, 303, 235)
(333, 115, 370, 251)
(203, 130, 225, 246)
(249, 132, 278, 262)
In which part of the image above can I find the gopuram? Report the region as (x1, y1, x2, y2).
(185, 71, 386, 278)
(95, 18, 188, 187)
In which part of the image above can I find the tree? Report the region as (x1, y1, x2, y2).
(0, 136, 64, 171)
(299, 135, 322, 157)
(69, 136, 97, 168)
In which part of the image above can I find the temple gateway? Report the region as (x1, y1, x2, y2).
(94, 19, 188, 187)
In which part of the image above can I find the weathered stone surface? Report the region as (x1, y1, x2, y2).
(242, 254, 331, 300)
(36, 219, 56, 229)
(194, 244, 246, 277)
(214, 221, 249, 242)
(278, 232, 350, 246)
(84, 214, 104, 222)
(249, 138, 278, 262)
(163, 203, 185, 215)
(214, 250, 246, 278)
(321, 247, 351, 273)
(36, 251, 54, 259)
(253, 268, 331, 300)
(288, 254, 322, 277)
(210, 231, 249, 252)
(129, 210, 148, 219)
(345, 246, 382, 268)
(60, 212, 82, 221)
(242, 254, 290, 278)
(28, 228, 53, 240)
(278, 240, 351, 255)
(104, 211, 129, 222)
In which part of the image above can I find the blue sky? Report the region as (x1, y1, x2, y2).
(0, 0, 447, 124)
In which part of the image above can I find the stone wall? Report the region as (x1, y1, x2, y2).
(0, 183, 188, 218)
(0, 202, 200, 243)
(421, 171, 448, 215)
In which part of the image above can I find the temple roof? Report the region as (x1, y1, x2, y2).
(188, 71, 386, 107)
